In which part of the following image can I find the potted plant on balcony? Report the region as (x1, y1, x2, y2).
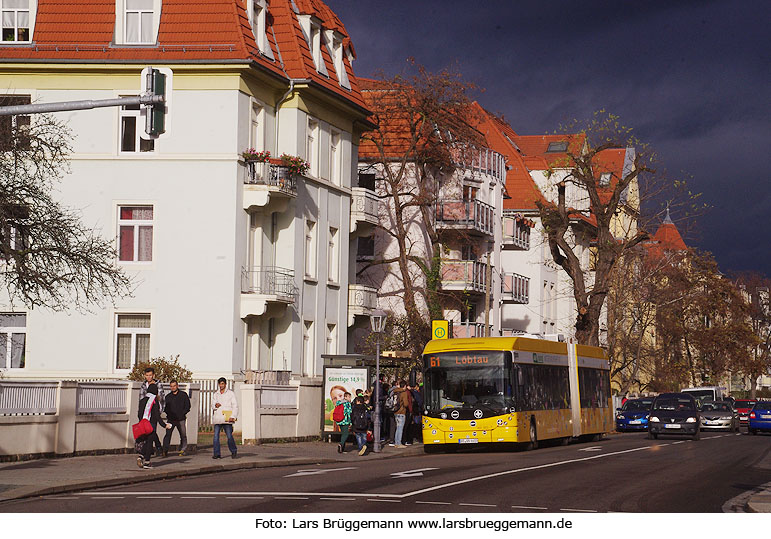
(242, 148, 271, 162)
(280, 153, 310, 176)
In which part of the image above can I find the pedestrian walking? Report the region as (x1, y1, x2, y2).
(139, 366, 166, 456)
(212, 377, 238, 459)
(136, 384, 171, 469)
(333, 391, 352, 453)
(351, 396, 370, 456)
(162, 380, 191, 456)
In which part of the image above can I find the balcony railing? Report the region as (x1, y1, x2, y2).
(348, 284, 378, 325)
(244, 161, 297, 196)
(440, 259, 486, 293)
(502, 216, 531, 250)
(241, 266, 297, 303)
(502, 272, 530, 304)
(436, 199, 494, 236)
(453, 322, 493, 338)
(350, 187, 379, 234)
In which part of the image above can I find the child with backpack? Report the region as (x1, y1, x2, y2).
(333, 392, 353, 453)
(351, 396, 370, 456)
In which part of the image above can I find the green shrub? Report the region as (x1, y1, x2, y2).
(127, 355, 193, 383)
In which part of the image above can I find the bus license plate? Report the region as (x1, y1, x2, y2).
(459, 438, 479, 444)
(664, 424, 681, 429)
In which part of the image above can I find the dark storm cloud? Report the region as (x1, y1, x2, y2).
(326, 0, 769, 273)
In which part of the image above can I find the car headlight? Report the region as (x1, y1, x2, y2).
(686, 417, 697, 423)
(617, 415, 625, 420)
(649, 416, 660, 422)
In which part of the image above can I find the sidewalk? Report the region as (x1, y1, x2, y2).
(0, 440, 424, 504)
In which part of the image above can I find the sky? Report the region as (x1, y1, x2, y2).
(326, 0, 770, 275)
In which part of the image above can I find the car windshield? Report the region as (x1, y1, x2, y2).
(753, 402, 771, 412)
(622, 400, 651, 411)
(701, 403, 731, 412)
(735, 401, 756, 409)
(653, 397, 695, 411)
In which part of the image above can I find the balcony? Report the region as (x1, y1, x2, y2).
(347, 284, 378, 326)
(436, 199, 494, 237)
(350, 187, 379, 237)
(240, 266, 298, 318)
(502, 215, 531, 250)
(501, 272, 529, 304)
(440, 259, 486, 294)
(453, 322, 493, 338)
(242, 161, 297, 212)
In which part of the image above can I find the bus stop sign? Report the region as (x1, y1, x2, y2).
(432, 320, 449, 340)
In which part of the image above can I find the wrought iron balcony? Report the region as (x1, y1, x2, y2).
(240, 266, 297, 318)
(440, 259, 486, 294)
(502, 215, 531, 250)
(501, 272, 529, 304)
(436, 199, 494, 236)
(242, 161, 297, 211)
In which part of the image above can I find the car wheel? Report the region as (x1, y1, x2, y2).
(527, 420, 538, 450)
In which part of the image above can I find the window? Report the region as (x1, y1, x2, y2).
(1, 0, 31, 42)
(0, 203, 29, 260)
(599, 172, 611, 187)
(115, 313, 150, 370)
(125, 0, 155, 44)
(304, 219, 316, 278)
(303, 320, 314, 376)
(330, 35, 350, 89)
(329, 130, 341, 184)
(118, 206, 153, 262)
(0, 313, 26, 369)
(250, 102, 264, 152)
(248, 0, 274, 59)
(546, 141, 568, 153)
(120, 97, 155, 153)
(0, 94, 30, 152)
(306, 117, 319, 176)
(327, 227, 338, 283)
(326, 323, 336, 355)
(309, 22, 327, 75)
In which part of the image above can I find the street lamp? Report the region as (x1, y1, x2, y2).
(370, 308, 388, 453)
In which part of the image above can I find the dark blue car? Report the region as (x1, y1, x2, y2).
(748, 401, 771, 434)
(616, 398, 654, 431)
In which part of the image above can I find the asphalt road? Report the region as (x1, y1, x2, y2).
(3, 431, 770, 513)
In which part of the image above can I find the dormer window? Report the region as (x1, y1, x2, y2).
(599, 172, 611, 187)
(310, 22, 327, 75)
(546, 141, 568, 153)
(115, 0, 160, 45)
(1, 0, 35, 42)
(248, 0, 274, 59)
(327, 31, 350, 89)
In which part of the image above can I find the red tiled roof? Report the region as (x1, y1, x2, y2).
(514, 134, 586, 170)
(0, 0, 365, 110)
(652, 222, 687, 251)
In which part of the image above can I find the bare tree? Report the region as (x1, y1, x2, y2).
(0, 110, 132, 310)
(537, 111, 706, 345)
(731, 272, 771, 398)
(358, 63, 484, 358)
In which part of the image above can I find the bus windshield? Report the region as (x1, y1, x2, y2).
(423, 351, 510, 412)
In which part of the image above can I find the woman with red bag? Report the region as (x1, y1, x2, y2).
(136, 384, 171, 469)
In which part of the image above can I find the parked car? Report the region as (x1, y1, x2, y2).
(616, 398, 654, 431)
(733, 399, 757, 426)
(648, 392, 701, 440)
(748, 401, 771, 435)
(699, 401, 737, 432)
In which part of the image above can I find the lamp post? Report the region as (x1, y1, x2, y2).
(369, 309, 387, 453)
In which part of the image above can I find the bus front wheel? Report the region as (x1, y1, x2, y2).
(527, 421, 538, 450)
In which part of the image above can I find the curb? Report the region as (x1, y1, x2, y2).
(0, 446, 425, 504)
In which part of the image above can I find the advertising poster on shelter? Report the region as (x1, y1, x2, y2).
(323, 367, 368, 432)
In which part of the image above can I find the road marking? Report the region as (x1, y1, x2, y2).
(561, 508, 597, 513)
(460, 502, 497, 508)
(284, 466, 357, 478)
(512, 505, 547, 510)
(48, 497, 77, 500)
(92, 496, 124, 499)
(320, 497, 355, 501)
(367, 499, 401, 503)
(672, 441, 685, 444)
(138, 496, 173, 499)
(578, 446, 602, 452)
(180, 496, 215, 499)
(226, 496, 263, 500)
(391, 467, 438, 478)
(80, 491, 401, 499)
(416, 501, 452, 505)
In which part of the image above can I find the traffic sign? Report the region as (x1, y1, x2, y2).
(432, 320, 449, 340)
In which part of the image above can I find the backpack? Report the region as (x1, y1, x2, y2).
(384, 391, 399, 412)
(332, 402, 345, 423)
(351, 405, 368, 431)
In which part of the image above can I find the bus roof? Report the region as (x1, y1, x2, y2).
(422, 336, 606, 359)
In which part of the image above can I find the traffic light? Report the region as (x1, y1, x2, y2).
(140, 66, 171, 138)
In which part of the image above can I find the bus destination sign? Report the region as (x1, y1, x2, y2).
(425, 351, 505, 368)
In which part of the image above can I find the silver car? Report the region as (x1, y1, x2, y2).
(699, 401, 738, 431)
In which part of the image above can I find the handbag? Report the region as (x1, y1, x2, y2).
(132, 395, 157, 440)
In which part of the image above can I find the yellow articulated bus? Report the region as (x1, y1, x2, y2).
(421, 336, 612, 451)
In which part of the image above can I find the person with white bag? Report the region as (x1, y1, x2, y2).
(212, 377, 238, 459)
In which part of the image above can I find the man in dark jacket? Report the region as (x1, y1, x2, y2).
(137, 384, 170, 469)
(162, 380, 191, 456)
